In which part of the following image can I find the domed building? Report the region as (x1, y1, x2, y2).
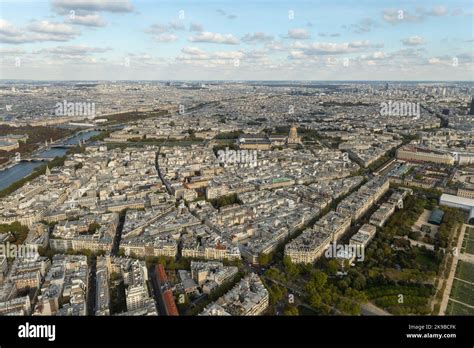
(237, 125, 302, 150)
(287, 125, 302, 146)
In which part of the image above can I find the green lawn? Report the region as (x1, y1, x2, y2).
(464, 227, 474, 255)
(450, 279, 474, 307)
(365, 285, 433, 314)
(455, 261, 474, 284)
(446, 300, 474, 315)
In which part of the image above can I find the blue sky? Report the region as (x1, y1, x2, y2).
(0, 0, 473, 80)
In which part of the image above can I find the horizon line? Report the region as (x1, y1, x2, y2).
(1, 79, 474, 83)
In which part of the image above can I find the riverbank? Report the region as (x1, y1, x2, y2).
(0, 129, 100, 191)
(0, 155, 69, 198)
(0, 124, 75, 168)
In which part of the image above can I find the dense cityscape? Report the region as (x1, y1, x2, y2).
(0, 80, 473, 318)
(0, 0, 473, 345)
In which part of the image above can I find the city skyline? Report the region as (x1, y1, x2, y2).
(0, 1, 473, 343)
(1, 0, 473, 81)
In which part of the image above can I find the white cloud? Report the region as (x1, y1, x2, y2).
(264, 41, 286, 51)
(288, 28, 310, 39)
(427, 53, 473, 66)
(428, 57, 441, 64)
(288, 50, 308, 60)
(178, 47, 245, 64)
(318, 32, 340, 37)
(148, 24, 168, 35)
(213, 51, 244, 59)
(0, 34, 29, 44)
(242, 32, 273, 43)
(430, 6, 449, 16)
(52, 0, 133, 29)
(0, 19, 80, 44)
(0, 46, 25, 55)
(372, 51, 386, 59)
(181, 47, 206, 56)
(27, 21, 79, 35)
(153, 33, 178, 43)
(51, 0, 133, 13)
(390, 48, 425, 59)
(149, 21, 185, 35)
(401, 36, 425, 46)
(147, 21, 184, 42)
(348, 40, 372, 48)
(294, 42, 349, 55)
(66, 13, 106, 27)
(188, 31, 239, 45)
(348, 18, 378, 33)
(382, 9, 423, 24)
(417, 6, 449, 17)
(291, 40, 381, 55)
(168, 20, 185, 31)
(37, 45, 110, 56)
(0, 19, 21, 35)
(34, 45, 110, 61)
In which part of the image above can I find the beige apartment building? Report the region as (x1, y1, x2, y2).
(458, 188, 474, 199)
(396, 145, 455, 165)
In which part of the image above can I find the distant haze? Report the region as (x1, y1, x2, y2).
(0, 0, 473, 81)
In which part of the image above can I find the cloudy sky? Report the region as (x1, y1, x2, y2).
(0, 0, 473, 81)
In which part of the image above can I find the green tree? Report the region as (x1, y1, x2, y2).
(309, 293, 322, 308)
(326, 259, 339, 275)
(268, 284, 285, 304)
(311, 270, 328, 288)
(259, 253, 272, 266)
(283, 305, 299, 316)
(352, 274, 367, 290)
(283, 256, 299, 278)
